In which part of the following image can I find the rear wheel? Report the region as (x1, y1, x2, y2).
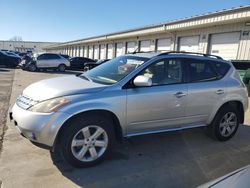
(207, 105, 240, 141)
(59, 115, 114, 167)
(58, 64, 66, 72)
(28, 63, 37, 72)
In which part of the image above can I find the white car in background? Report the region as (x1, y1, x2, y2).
(28, 53, 70, 72)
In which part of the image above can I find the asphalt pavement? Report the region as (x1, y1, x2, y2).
(0, 69, 250, 188)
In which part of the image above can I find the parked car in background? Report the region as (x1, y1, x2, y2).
(18, 52, 28, 59)
(10, 51, 248, 167)
(84, 59, 110, 71)
(5, 51, 21, 58)
(25, 53, 70, 72)
(69, 57, 95, 70)
(0, 50, 21, 68)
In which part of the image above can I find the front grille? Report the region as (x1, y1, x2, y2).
(16, 94, 38, 109)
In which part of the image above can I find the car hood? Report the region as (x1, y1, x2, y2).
(22, 75, 107, 101)
(198, 165, 250, 188)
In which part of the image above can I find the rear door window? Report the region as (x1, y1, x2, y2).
(187, 60, 218, 82)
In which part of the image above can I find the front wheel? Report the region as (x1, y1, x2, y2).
(59, 115, 114, 167)
(207, 105, 240, 141)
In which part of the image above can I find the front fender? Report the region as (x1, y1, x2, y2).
(50, 97, 126, 147)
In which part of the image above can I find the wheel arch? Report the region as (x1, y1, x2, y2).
(210, 100, 244, 125)
(53, 109, 124, 150)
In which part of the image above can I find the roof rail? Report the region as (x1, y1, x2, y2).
(128, 50, 157, 54)
(157, 51, 223, 60)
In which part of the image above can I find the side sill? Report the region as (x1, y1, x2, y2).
(125, 124, 207, 138)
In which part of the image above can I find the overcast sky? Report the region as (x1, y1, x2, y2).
(0, 0, 249, 42)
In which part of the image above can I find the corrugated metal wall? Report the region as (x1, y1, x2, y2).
(46, 22, 250, 60)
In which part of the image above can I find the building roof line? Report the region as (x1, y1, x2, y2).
(45, 5, 250, 49)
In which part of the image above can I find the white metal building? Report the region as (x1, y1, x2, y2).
(44, 6, 250, 61)
(0, 40, 58, 53)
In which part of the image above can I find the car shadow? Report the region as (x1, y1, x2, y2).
(50, 125, 250, 188)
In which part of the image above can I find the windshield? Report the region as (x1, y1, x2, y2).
(83, 55, 149, 85)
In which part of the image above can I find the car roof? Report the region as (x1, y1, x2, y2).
(126, 52, 228, 63)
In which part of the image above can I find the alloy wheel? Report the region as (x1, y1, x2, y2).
(71, 125, 108, 162)
(219, 112, 237, 137)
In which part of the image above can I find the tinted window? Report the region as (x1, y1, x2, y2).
(188, 60, 217, 82)
(47, 54, 60, 59)
(231, 62, 250, 70)
(37, 54, 46, 60)
(83, 58, 95, 62)
(213, 62, 230, 78)
(139, 59, 183, 85)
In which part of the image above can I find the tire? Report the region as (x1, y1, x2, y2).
(207, 105, 240, 141)
(28, 63, 37, 72)
(58, 64, 66, 72)
(59, 115, 115, 167)
(84, 65, 90, 72)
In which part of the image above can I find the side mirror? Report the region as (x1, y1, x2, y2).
(133, 75, 152, 87)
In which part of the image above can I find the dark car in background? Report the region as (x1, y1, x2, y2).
(84, 59, 110, 71)
(0, 50, 21, 68)
(69, 57, 95, 70)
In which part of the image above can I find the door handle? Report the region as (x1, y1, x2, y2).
(216, 89, 224, 95)
(174, 92, 187, 98)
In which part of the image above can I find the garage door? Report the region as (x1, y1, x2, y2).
(127, 41, 136, 53)
(209, 32, 240, 60)
(107, 44, 113, 59)
(100, 44, 106, 59)
(94, 45, 99, 60)
(88, 45, 93, 59)
(84, 46, 88, 57)
(179, 36, 199, 52)
(140, 40, 151, 52)
(80, 46, 84, 57)
(116, 43, 124, 57)
(157, 38, 171, 52)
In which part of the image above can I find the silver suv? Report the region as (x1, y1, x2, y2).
(27, 53, 70, 72)
(11, 52, 249, 167)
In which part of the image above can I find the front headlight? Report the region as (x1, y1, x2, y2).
(28, 97, 69, 113)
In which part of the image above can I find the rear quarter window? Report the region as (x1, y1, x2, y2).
(213, 62, 230, 78)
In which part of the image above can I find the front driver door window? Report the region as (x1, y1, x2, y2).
(126, 58, 188, 135)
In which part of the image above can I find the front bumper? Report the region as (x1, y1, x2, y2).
(11, 103, 70, 148)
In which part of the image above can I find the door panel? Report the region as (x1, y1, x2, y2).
(126, 84, 187, 134)
(184, 59, 224, 125)
(126, 58, 187, 135)
(185, 81, 225, 125)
